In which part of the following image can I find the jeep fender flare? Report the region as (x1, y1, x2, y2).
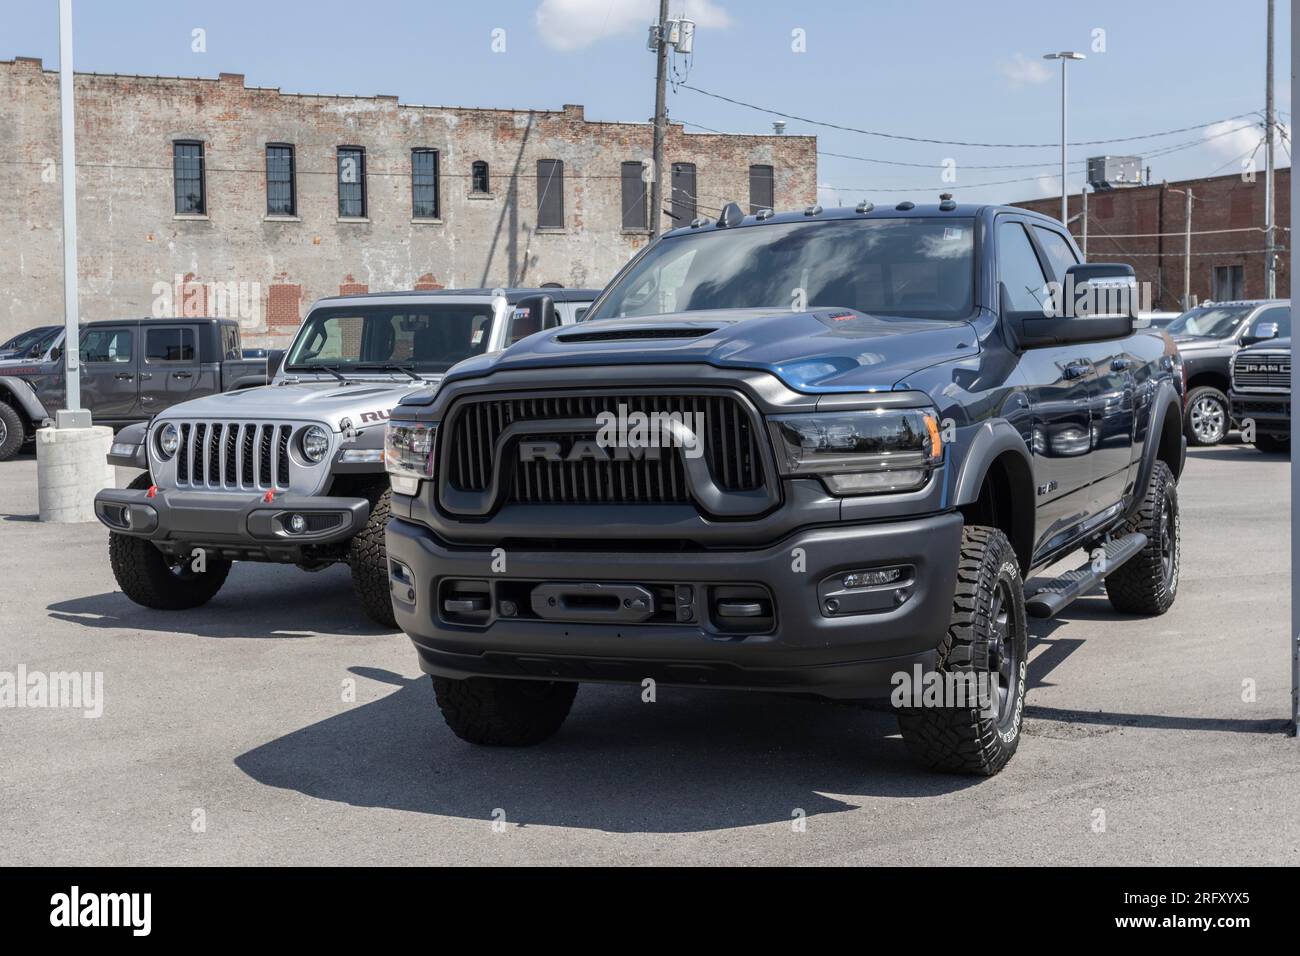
(107, 421, 150, 470)
(0, 378, 48, 426)
(1128, 380, 1185, 518)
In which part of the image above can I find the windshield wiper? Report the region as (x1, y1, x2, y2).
(359, 363, 423, 382)
(287, 363, 350, 383)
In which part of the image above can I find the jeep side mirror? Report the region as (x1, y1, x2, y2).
(50, 346, 63, 362)
(1242, 321, 1279, 346)
(508, 294, 557, 345)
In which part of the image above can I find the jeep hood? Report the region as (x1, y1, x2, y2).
(153, 377, 440, 428)
(442, 308, 979, 392)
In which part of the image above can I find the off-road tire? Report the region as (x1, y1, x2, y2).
(1185, 386, 1229, 445)
(1106, 461, 1180, 615)
(348, 482, 397, 628)
(431, 675, 578, 746)
(1253, 433, 1290, 454)
(108, 473, 233, 610)
(0, 401, 25, 462)
(896, 526, 1028, 776)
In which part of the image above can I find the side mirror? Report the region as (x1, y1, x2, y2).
(508, 294, 557, 345)
(1003, 264, 1137, 349)
(1242, 321, 1279, 346)
(266, 349, 286, 377)
(49, 346, 63, 362)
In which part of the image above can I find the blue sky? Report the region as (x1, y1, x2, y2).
(3, 0, 1290, 206)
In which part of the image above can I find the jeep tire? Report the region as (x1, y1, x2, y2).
(896, 526, 1028, 776)
(0, 401, 25, 462)
(430, 675, 578, 746)
(348, 481, 397, 628)
(1185, 386, 1229, 445)
(1106, 461, 1180, 615)
(108, 473, 233, 610)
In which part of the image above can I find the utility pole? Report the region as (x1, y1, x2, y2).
(1081, 187, 1089, 258)
(1043, 51, 1086, 225)
(648, 0, 670, 239)
(1184, 188, 1193, 309)
(1264, 0, 1277, 298)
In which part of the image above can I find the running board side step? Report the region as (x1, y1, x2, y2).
(1024, 532, 1148, 618)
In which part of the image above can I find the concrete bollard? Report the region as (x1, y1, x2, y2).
(35, 425, 115, 523)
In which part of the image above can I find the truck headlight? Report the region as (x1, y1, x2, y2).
(767, 407, 943, 495)
(301, 425, 330, 463)
(157, 422, 179, 460)
(385, 420, 437, 495)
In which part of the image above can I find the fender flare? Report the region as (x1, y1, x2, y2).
(952, 418, 1035, 507)
(1128, 380, 1185, 516)
(0, 378, 49, 426)
(108, 421, 150, 470)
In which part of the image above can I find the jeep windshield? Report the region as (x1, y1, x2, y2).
(587, 217, 976, 322)
(284, 303, 497, 375)
(1167, 306, 1253, 339)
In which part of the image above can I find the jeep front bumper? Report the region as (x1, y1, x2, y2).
(385, 511, 964, 700)
(93, 487, 369, 561)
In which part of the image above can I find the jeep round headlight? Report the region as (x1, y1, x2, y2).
(301, 425, 330, 463)
(157, 423, 179, 460)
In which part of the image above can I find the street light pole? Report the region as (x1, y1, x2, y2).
(1043, 51, 1086, 226)
(57, 0, 87, 428)
(648, 0, 670, 239)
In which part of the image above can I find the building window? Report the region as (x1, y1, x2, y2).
(620, 160, 647, 231)
(748, 164, 774, 214)
(173, 141, 205, 215)
(1212, 265, 1244, 301)
(266, 144, 296, 216)
(412, 149, 440, 219)
(537, 159, 565, 229)
(471, 160, 490, 194)
(671, 162, 697, 225)
(337, 147, 367, 218)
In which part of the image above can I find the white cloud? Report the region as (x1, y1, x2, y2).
(1199, 118, 1289, 170)
(999, 53, 1052, 87)
(535, 0, 731, 53)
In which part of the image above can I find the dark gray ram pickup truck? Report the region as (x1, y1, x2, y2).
(383, 200, 1187, 775)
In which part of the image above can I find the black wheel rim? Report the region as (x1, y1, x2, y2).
(1158, 488, 1177, 588)
(985, 577, 1022, 726)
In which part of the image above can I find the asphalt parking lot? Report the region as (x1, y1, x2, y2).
(0, 442, 1295, 866)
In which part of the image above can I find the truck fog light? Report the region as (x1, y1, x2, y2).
(301, 425, 330, 463)
(841, 566, 905, 589)
(824, 468, 928, 494)
(289, 513, 306, 534)
(157, 423, 179, 460)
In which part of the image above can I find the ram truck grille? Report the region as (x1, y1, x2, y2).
(1233, 353, 1291, 390)
(442, 392, 766, 507)
(174, 421, 292, 491)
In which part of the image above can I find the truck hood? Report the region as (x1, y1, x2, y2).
(442, 308, 979, 392)
(153, 377, 441, 430)
(1170, 335, 1229, 351)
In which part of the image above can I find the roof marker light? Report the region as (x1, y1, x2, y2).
(896, 201, 915, 211)
(804, 203, 823, 216)
(755, 207, 775, 220)
(855, 200, 874, 213)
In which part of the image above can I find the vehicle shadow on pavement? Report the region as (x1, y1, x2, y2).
(45, 565, 394, 639)
(234, 666, 986, 833)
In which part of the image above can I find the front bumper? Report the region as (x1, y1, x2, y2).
(93, 487, 369, 561)
(386, 511, 964, 700)
(1229, 390, 1291, 435)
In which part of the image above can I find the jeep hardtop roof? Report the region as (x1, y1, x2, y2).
(313, 287, 601, 305)
(81, 316, 240, 329)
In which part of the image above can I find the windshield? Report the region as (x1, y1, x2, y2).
(1167, 306, 1253, 339)
(285, 303, 497, 375)
(2, 327, 56, 352)
(588, 217, 976, 321)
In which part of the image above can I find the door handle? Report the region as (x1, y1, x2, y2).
(114, 372, 134, 381)
(172, 371, 193, 379)
(1111, 357, 1132, 371)
(138, 372, 153, 381)
(1062, 361, 1091, 380)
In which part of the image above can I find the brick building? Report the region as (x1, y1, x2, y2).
(0, 57, 816, 345)
(1013, 167, 1290, 310)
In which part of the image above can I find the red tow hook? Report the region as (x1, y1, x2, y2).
(147, 485, 158, 498)
(264, 490, 275, 503)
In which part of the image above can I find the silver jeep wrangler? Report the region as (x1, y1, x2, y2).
(93, 288, 596, 626)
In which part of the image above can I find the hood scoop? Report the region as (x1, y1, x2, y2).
(556, 326, 718, 343)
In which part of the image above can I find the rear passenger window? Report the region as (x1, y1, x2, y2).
(146, 328, 196, 363)
(81, 329, 133, 364)
(997, 222, 1052, 313)
(1032, 226, 1080, 281)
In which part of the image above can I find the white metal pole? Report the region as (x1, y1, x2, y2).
(1183, 189, 1192, 310)
(1289, 0, 1298, 737)
(57, 0, 85, 424)
(1060, 60, 1068, 225)
(1264, 0, 1276, 298)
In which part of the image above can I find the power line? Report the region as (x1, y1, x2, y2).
(679, 83, 1261, 149)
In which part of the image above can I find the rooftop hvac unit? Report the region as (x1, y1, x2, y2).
(1087, 155, 1143, 190)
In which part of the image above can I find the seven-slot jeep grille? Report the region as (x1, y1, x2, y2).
(442, 392, 766, 506)
(173, 422, 293, 490)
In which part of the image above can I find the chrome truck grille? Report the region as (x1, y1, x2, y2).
(1233, 352, 1291, 390)
(174, 421, 293, 491)
(440, 391, 767, 508)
